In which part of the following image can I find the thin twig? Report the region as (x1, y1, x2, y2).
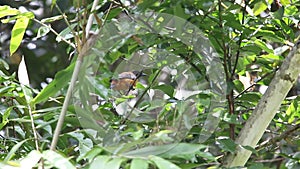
(50, 0, 100, 150)
(23, 85, 39, 151)
(255, 157, 284, 163)
(231, 0, 248, 75)
(124, 70, 144, 96)
(218, 0, 235, 140)
(234, 69, 277, 99)
(55, 4, 79, 49)
(85, 0, 100, 38)
(96, 2, 113, 35)
(256, 123, 300, 151)
(120, 69, 162, 125)
(33, 18, 76, 49)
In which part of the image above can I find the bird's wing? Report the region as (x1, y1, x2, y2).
(118, 72, 136, 79)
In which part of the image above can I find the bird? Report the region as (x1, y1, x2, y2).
(110, 71, 146, 91)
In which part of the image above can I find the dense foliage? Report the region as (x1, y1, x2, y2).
(1, 0, 300, 168)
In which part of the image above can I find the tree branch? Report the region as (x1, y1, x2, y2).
(224, 41, 300, 167)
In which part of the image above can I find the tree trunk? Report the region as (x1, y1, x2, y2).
(224, 41, 300, 167)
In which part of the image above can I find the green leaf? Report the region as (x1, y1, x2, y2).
(222, 113, 240, 125)
(174, 4, 189, 19)
(36, 25, 51, 39)
(256, 29, 284, 43)
(280, 0, 291, 5)
(254, 39, 273, 54)
(160, 143, 212, 161)
(103, 157, 125, 169)
(10, 16, 30, 55)
(242, 145, 257, 155)
(32, 61, 75, 104)
(89, 156, 110, 169)
(150, 155, 181, 169)
(0, 107, 12, 130)
(106, 8, 122, 20)
(77, 146, 103, 162)
(19, 150, 42, 168)
(90, 156, 125, 169)
(41, 15, 63, 23)
(273, 7, 284, 19)
(1, 14, 19, 23)
(21, 84, 33, 103)
(0, 5, 20, 18)
(237, 92, 261, 102)
(153, 84, 174, 97)
(2, 12, 34, 23)
(0, 161, 20, 168)
(130, 158, 149, 169)
(121, 143, 206, 159)
(248, 163, 264, 169)
(178, 163, 203, 169)
(56, 24, 76, 42)
(0, 58, 9, 70)
(253, 1, 268, 16)
(122, 144, 177, 157)
(51, 0, 57, 10)
(4, 139, 28, 162)
(115, 95, 136, 105)
(42, 150, 76, 169)
(286, 99, 298, 124)
(261, 53, 283, 60)
(217, 138, 237, 153)
(233, 79, 245, 93)
(285, 5, 297, 15)
(20, 11, 34, 19)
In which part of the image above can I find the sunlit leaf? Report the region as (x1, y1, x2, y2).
(41, 15, 64, 23)
(286, 99, 298, 124)
(36, 25, 51, 39)
(10, 16, 30, 55)
(0, 107, 12, 130)
(77, 146, 103, 162)
(253, 1, 268, 16)
(0, 5, 20, 18)
(89, 156, 110, 169)
(280, 0, 291, 6)
(150, 155, 180, 169)
(51, 0, 57, 10)
(130, 158, 149, 169)
(90, 156, 125, 169)
(285, 5, 297, 15)
(254, 39, 273, 54)
(18, 56, 30, 86)
(19, 150, 42, 168)
(42, 150, 76, 169)
(56, 24, 76, 42)
(4, 139, 28, 162)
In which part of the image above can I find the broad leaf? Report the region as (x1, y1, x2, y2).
(130, 158, 149, 169)
(0, 5, 20, 18)
(42, 150, 76, 169)
(10, 16, 30, 55)
(150, 155, 180, 169)
(32, 61, 75, 104)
